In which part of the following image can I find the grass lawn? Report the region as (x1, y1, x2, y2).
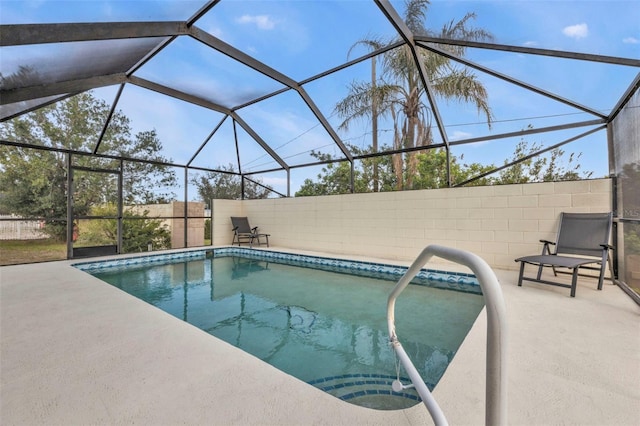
(0, 239, 66, 266)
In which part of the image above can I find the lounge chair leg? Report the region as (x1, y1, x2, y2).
(597, 251, 612, 290)
(608, 252, 615, 283)
(570, 268, 579, 297)
(536, 263, 544, 280)
(518, 261, 525, 287)
(597, 260, 606, 291)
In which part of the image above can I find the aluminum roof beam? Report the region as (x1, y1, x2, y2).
(609, 72, 640, 122)
(414, 36, 640, 68)
(447, 119, 606, 147)
(189, 26, 354, 163)
(188, 26, 298, 88)
(1, 73, 127, 105)
(128, 76, 289, 171)
(454, 125, 606, 187)
(186, 0, 222, 27)
(230, 113, 289, 172)
(0, 93, 72, 121)
(129, 76, 231, 115)
(0, 22, 187, 46)
(417, 41, 608, 119)
(187, 115, 229, 167)
(341, 119, 607, 159)
(126, 36, 177, 76)
(94, 83, 125, 155)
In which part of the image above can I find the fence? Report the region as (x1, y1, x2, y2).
(0, 216, 48, 240)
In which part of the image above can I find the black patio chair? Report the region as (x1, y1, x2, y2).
(515, 212, 613, 297)
(231, 216, 270, 248)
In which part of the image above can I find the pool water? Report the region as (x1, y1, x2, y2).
(82, 251, 484, 410)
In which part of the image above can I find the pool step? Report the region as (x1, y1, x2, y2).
(307, 374, 421, 406)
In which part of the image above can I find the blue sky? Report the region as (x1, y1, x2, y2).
(2, 0, 639, 197)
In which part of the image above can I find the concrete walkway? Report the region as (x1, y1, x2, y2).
(1, 248, 639, 425)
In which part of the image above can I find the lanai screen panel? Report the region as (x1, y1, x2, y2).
(302, 56, 392, 154)
(0, 38, 167, 92)
(0, 91, 111, 152)
(1, 0, 638, 187)
(194, 0, 400, 81)
(134, 35, 288, 109)
(237, 90, 347, 168)
(0, 94, 69, 122)
(1, 0, 202, 23)
(99, 84, 228, 165)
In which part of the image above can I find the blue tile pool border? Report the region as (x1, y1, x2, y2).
(73, 247, 481, 294)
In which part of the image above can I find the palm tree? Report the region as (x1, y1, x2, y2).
(335, 0, 494, 190)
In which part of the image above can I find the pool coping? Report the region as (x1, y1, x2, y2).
(72, 246, 481, 294)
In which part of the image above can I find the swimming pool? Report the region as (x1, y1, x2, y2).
(75, 248, 484, 410)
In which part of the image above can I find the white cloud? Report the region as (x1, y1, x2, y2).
(207, 26, 223, 38)
(450, 131, 472, 141)
(623, 36, 639, 44)
(523, 41, 538, 47)
(236, 15, 276, 30)
(562, 23, 588, 39)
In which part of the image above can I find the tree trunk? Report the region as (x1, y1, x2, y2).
(404, 87, 419, 189)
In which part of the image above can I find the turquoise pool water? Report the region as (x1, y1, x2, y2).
(76, 249, 484, 410)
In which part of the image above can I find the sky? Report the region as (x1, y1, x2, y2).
(1, 0, 639, 198)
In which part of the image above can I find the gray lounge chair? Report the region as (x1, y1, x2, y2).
(231, 216, 270, 248)
(515, 212, 613, 297)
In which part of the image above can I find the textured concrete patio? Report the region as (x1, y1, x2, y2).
(1, 247, 638, 425)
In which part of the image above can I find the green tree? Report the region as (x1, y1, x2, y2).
(0, 148, 69, 238)
(335, 0, 493, 190)
(77, 204, 171, 253)
(413, 149, 495, 189)
(295, 159, 355, 196)
(495, 140, 593, 185)
(191, 163, 273, 201)
(122, 130, 178, 204)
(204, 218, 211, 242)
(0, 92, 177, 240)
(296, 145, 397, 196)
(296, 140, 592, 196)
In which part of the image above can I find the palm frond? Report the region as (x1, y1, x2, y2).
(432, 68, 493, 126)
(347, 36, 388, 59)
(404, 0, 431, 34)
(439, 12, 494, 56)
(334, 81, 403, 131)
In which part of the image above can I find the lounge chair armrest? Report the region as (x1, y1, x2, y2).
(539, 239, 555, 255)
(251, 226, 258, 233)
(232, 226, 238, 231)
(600, 244, 614, 250)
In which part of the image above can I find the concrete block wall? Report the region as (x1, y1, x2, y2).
(211, 199, 243, 246)
(134, 201, 205, 248)
(212, 179, 612, 271)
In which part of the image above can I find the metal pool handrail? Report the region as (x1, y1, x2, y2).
(387, 245, 508, 426)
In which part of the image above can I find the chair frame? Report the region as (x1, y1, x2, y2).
(231, 216, 270, 248)
(515, 212, 614, 297)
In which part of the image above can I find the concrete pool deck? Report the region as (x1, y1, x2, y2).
(1, 247, 639, 425)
